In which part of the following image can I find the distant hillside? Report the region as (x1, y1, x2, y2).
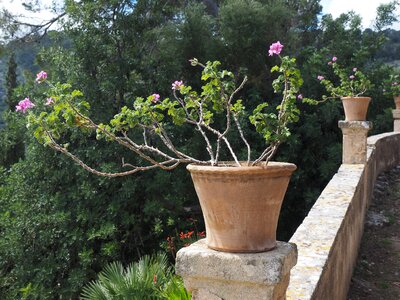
(377, 29, 400, 67)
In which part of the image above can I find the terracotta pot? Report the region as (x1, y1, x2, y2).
(341, 97, 371, 121)
(187, 162, 296, 253)
(394, 96, 400, 110)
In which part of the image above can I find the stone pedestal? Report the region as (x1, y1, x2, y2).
(338, 121, 372, 164)
(392, 110, 400, 132)
(176, 239, 297, 300)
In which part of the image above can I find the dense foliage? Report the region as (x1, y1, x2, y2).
(0, 0, 399, 298)
(80, 253, 190, 300)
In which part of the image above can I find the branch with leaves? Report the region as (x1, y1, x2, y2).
(20, 42, 313, 176)
(0, 6, 66, 42)
(317, 56, 372, 99)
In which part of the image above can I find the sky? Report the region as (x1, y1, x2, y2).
(0, 0, 62, 23)
(320, 0, 400, 29)
(0, 0, 399, 30)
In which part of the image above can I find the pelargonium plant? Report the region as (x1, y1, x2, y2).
(383, 74, 400, 97)
(20, 42, 312, 177)
(318, 56, 372, 100)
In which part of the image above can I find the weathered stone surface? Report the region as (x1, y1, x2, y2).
(176, 240, 297, 300)
(287, 133, 400, 300)
(393, 109, 400, 132)
(287, 165, 365, 300)
(366, 211, 390, 226)
(338, 120, 372, 164)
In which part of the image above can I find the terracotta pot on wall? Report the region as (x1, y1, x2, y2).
(394, 96, 400, 110)
(341, 96, 371, 121)
(187, 162, 296, 253)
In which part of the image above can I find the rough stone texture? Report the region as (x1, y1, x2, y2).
(176, 239, 297, 300)
(338, 121, 372, 164)
(287, 132, 400, 300)
(392, 109, 400, 132)
(365, 211, 389, 226)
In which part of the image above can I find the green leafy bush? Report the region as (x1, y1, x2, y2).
(80, 253, 190, 300)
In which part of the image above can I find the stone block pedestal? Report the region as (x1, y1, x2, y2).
(176, 239, 297, 300)
(338, 121, 372, 164)
(392, 109, 400, 132)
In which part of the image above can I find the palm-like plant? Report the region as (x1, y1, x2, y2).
(80, 253, 190, 300)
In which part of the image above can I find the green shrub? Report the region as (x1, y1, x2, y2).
(80, 253, 190, 300)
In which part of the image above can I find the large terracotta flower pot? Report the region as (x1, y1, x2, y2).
(187, 162, 296, 253)
(394, 96, 400, 110)
(341, 96, 371, 121)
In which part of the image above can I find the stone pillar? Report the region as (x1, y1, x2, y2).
(338, 121, 372, 164)
(392, 110, 400, 132)
(176, 239, 297, 300)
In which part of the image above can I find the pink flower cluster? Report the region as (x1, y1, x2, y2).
(349, 67, 357, 80)
(151, 93, 160, 103)
(172, 80, 184, 90)
(268, 41, 283, 56)
(327, 56, 337, 65)
(36, 71, 47, 83)
(16, 97, 35, 113)
(317, 75, 324, 81)
(45, 97, 55, 106)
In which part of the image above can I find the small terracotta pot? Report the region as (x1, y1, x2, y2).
(341, 96, 371, 121)
(187, 162, 296, 253)
(394, 96, 400, 110)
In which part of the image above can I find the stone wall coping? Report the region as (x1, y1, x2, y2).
(338, 120, 372, 130)
(367, 132, 400, 146)
(287, 132, 400, 300)
(287, 165, 364, 299)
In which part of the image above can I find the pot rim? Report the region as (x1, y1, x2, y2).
(340, 96, 371, 101)
(187, 161, 297, 175)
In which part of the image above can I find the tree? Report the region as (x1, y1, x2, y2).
(5, 52, 17, 110)
(374, 0, 399, 31)
(0, 2, 66, 42)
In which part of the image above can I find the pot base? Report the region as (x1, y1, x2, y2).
(207, 243, 277, 253)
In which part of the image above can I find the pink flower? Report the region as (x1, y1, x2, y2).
(268, 41, 284, 56)
(349, 75, 355, 80)
(45, 97, 55, 106)
(332, 56, 337, 62)
(172, 80, 184, 90)
(151, 93, 160, 103)
(353, 67, 357, 72)
(392, 82, 398, 86)
(317, 75, 324, 81)
(15, 97, 35, 113)
(35, 71, 47, 83)
(297, 94, 303, 100)
(328, 61, 333, 65)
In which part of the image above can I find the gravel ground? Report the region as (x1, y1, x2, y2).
(347, 166, 400, 300)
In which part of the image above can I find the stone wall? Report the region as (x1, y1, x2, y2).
(286, 132, 400, 300)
